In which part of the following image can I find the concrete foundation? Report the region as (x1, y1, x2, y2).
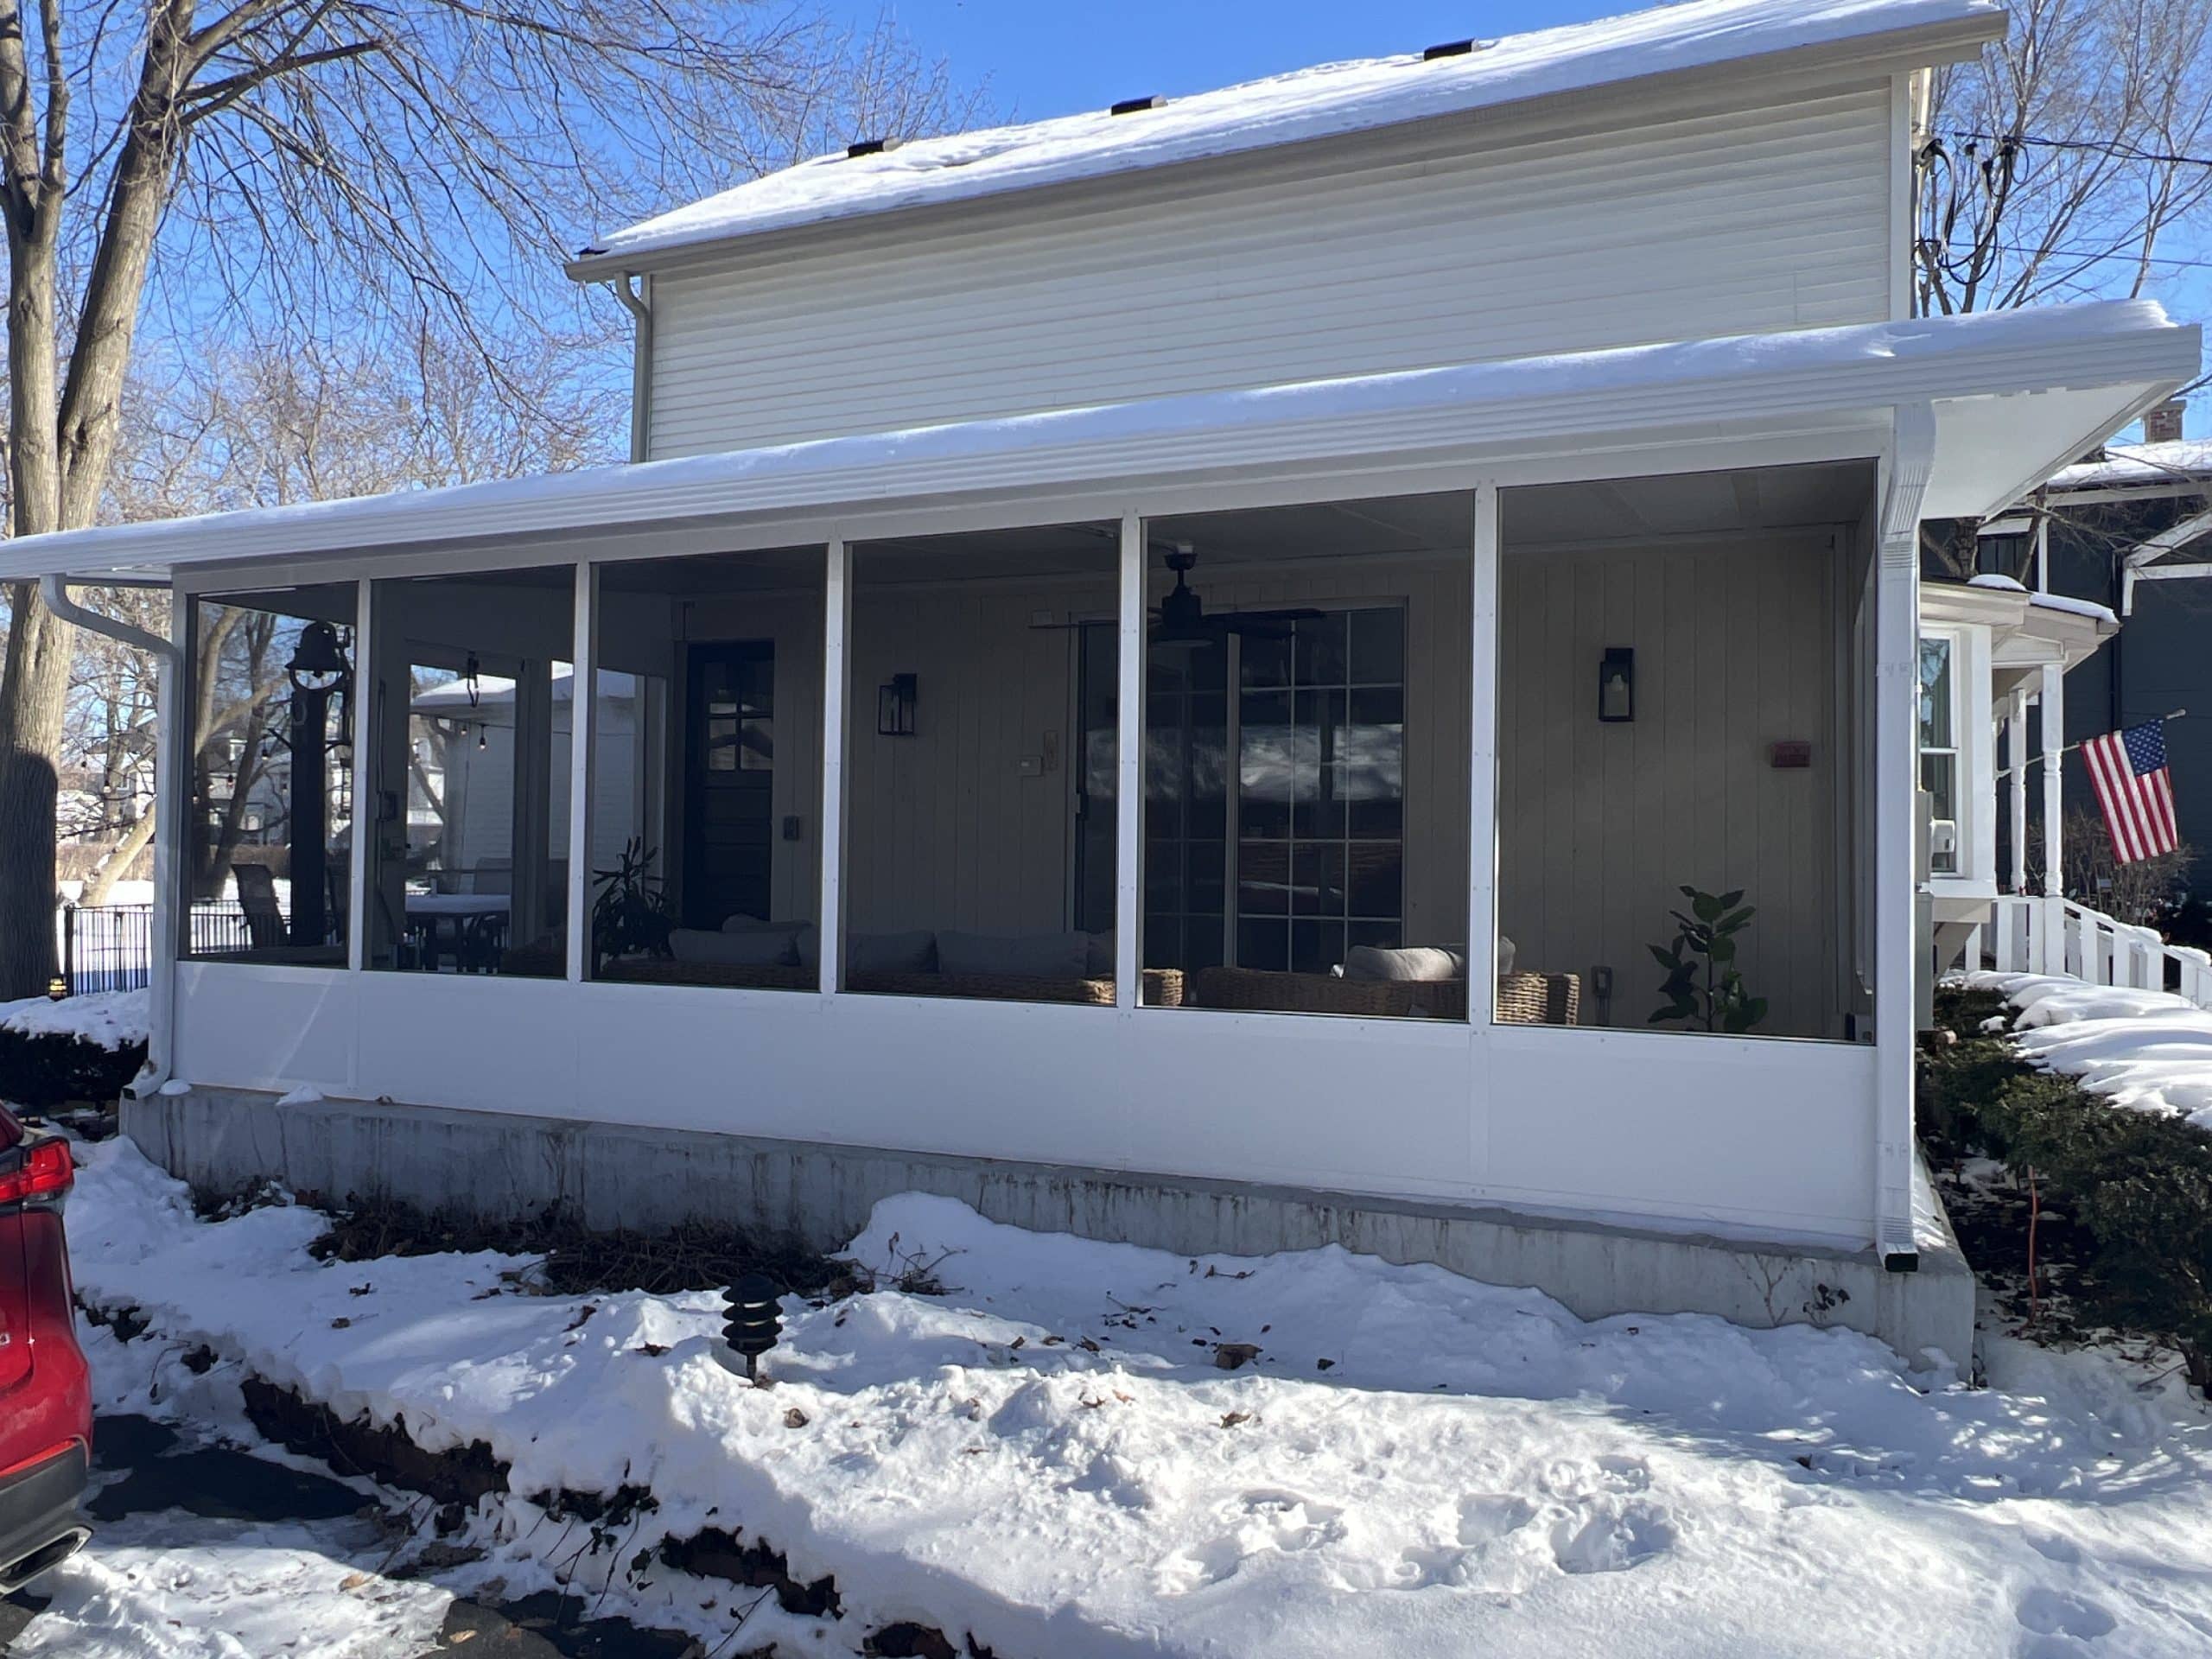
(124, 1085, 1980, 1369)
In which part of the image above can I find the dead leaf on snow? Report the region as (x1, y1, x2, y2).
(1213, 1342, 1261, 1371)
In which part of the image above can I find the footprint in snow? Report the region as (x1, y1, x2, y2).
(1151, 1491, 1345, 1595)
(2014, 1587, 2117, 1643)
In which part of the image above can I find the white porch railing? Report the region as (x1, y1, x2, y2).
(1988, 893, 2212, 1010)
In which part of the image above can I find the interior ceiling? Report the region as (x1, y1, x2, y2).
(1505, 461, 1874, 548)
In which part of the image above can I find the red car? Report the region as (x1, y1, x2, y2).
(0, 1107, 91, 1592)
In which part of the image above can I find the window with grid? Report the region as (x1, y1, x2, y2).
(1236, 607, 1406, 973)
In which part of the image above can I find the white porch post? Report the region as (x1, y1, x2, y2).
(2039, 659, 2064, 975)
(1873, 402, 1935, 1268)
(1114, 511, 1144, 1011)
(565, 561, 597, 981)
(2007, 686, 2029, 894)
(818, 538, 851, 995)
(1468, 483, 1500, 1026)
(141, 591, 190, 1087)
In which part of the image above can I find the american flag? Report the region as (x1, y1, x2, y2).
(2082, 719, 2181, 864)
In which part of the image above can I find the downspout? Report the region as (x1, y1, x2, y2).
(39, 573, 181, 1097)
(613, 272, 652, 465)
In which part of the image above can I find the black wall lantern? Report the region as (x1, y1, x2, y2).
(1599, 647, 1635, 723)
(877, 672, 918, 737)
(285, 621, 353, 948)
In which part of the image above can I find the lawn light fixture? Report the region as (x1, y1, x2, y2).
(877, 672, 918, 737)
(1599, 647, 1635, 723)
(720, 1270, 783, 1383)
(46, 976, 66, 1001)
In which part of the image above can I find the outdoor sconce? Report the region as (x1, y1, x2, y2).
(877, 672, 918, 737)
(718, 1270, 783, 1383)
(1599, 647, 1635, 722)
(45, 976, 66, 1001)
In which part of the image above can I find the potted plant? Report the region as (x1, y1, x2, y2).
(1649, 886, 1767, 1033)
(590, 837, 675, 974)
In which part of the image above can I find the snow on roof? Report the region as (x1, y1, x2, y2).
(1967, 573, 2027, 592)
(412, 670, 635, 712)
(0, 298, 2188, 585)
(2046, 437, 2212, 493)
(2027, 590, 2119, 627)
(580, 0, 2001, 264)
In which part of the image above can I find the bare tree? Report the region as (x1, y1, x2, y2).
(0, 0, 981, 996)
(1916, 0, 2212, 317)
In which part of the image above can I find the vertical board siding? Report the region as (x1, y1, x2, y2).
(807, 555, 1474, 946)
(1498, 533, 1840, 1039)
(645, 86, 1893, 458)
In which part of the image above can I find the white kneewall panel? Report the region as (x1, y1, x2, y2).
(171, 965, 1877, 1246)
(645, 85, 1896, 458)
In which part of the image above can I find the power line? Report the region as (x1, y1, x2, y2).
(1944, 130, 2212, 169)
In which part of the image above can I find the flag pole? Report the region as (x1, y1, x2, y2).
(1997, 708, 2187, 779)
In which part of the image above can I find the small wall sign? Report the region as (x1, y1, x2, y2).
(1770, 740, 1813, 769)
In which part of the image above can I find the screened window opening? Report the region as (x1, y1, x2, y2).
(185, 585, 357, 965)
(586, 547, 823, 989)
(1138, 493, 1472, 1019)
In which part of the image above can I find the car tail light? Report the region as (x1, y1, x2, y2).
(0, 1141, 73, 1209)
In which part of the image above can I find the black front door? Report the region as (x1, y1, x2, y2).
(685, 642, 775, 928)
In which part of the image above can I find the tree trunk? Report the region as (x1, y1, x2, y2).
(81, 808, 158, 907)
(0, 585, 70, 995)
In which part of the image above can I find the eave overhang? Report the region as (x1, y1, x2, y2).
(3, 300, 2194, 589)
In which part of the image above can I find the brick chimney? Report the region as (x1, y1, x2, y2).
(2145, 398, 2186, 443)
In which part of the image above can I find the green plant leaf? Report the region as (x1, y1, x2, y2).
(1692, 891, 1723, 923)
(1717, 889, 1744, 909)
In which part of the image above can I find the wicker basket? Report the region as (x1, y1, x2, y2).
(1191, 967, 1579, 1024)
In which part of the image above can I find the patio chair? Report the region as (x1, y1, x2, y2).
(232, 863, 286, 950)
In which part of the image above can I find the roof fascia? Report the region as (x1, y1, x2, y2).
(567, 18, 1995, 283)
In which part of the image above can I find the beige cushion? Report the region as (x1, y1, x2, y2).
(1344, 944, 1466, 982)
(795, 926, 937, 975)
(1084, 931, 1116, 976)
(937, 930, 1089, 979)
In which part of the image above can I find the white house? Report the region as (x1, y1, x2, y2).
(7, 0, 2202, 1363)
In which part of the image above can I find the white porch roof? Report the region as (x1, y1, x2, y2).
(3, 299, 2196, 588)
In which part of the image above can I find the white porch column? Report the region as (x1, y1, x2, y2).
(818, 539, 851, 995)
(1873, 402, 1935, 1268)
(1113, 512, 1144, 1011)
(2007, 686, 2029, 894)
(2039, 661, 2064, 898)
(141, 591, 190, 1088)
(1467, 483, 1500, 1027)
(565, 561, 597, 981)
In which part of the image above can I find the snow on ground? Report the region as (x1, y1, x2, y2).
(13, 1510, 452, 1659)
(0, 987, 148, 1051)
(1968, 970, 2212, 1129)
(56, 1137, 2212, 1657)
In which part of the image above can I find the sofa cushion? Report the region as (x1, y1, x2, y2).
(1344, 944, 1466, 983)
(794, 925, 937, 975)
(937, 929, 1089, 980)
(670, 926, 798, 967)
(1497, 934, 1516, 977)
(1084, 931, 1116, 977)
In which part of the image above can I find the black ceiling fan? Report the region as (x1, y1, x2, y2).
(1148, 543, 1323, 654)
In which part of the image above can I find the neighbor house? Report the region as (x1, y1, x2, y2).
(6, 0, 2201, 1363)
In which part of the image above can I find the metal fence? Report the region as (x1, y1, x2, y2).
(54, 901, 258, 995)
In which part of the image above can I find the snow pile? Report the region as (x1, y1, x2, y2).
(59, 1139, 2212, 1656)
(0, 987, 148, 1051)
(2050, 435, 2212, 492)
(1969, 970, 2212, 1129)
(585, 0, 1998, 259)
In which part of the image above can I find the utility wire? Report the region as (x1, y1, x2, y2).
(1945, 130, 2212, 168)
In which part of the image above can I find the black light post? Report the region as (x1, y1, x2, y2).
(285, 622, 350, 947)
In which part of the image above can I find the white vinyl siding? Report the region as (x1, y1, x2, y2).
(645, 84, 1896, 458)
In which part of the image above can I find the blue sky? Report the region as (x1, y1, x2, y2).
(825, 0, 2212, 432)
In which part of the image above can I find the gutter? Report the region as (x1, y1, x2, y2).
(613, 273, 651, 465)
(39, 574, 179, 1098)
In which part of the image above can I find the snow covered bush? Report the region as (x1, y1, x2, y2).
(1927, 986, 2212, 1386)
(0, 989, 148, 1108)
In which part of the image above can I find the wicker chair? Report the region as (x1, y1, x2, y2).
(1191, 967, 1579, 1025)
